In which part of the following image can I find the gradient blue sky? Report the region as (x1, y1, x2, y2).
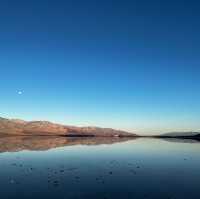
(0, 0, 200, 134)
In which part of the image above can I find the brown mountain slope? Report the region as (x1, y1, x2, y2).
(0, 117, 137, 137)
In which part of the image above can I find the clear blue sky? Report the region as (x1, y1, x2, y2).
(0, 0, 200, 134)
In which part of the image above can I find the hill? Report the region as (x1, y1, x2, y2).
(0, 117, 137, 137)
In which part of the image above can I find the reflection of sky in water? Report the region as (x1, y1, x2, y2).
(0, 138, 200, 199)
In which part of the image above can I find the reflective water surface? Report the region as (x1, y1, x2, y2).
(0, 136, 200, 199)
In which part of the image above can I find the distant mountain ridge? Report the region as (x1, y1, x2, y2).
(0, 117, 136, 137)
(160, 132, 200, 137)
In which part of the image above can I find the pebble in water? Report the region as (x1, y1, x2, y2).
(53, 180, 59, 187)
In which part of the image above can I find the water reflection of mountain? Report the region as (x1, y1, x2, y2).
(161, 138, 200, 144)
(0, 136, 135, 153)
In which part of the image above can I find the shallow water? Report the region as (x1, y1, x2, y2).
(0, 137, 200, 199)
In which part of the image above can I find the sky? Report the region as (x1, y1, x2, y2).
(0, 0, 200, 134)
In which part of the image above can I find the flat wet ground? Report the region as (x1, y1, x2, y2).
(0, 137, 200, 199)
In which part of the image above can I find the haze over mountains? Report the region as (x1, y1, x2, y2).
(0, 117, 136, 137)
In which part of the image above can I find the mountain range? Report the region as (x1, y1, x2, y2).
(0, 117, 136, 137)
(1, 117, 199, 139)
(160, 132, 200, 137)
